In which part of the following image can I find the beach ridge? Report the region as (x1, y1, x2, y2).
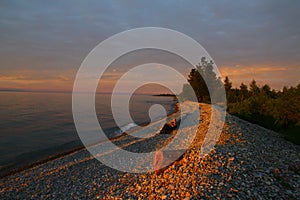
(1, 103, 299, 199)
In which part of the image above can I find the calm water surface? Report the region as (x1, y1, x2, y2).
(0, 91, 174, 169)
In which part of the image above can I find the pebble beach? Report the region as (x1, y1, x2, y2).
(1, 103, 299, 199)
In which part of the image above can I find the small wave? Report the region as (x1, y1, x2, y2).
(113, 123, 138, 136)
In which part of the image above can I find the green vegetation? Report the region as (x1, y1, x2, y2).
(181, 58, 300, 145)
(226, 78, 300, 145)
(179, 57, 223, 103)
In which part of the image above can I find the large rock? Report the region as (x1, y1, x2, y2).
(159, 118, 177, 134)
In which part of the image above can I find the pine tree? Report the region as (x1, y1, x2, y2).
(239, 83, 248, 101)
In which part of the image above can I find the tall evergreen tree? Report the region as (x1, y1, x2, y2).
(224, 76, 232, 92)
(182, 57, 221, 103)
(224, 76, 233, 102)
(239, 83, 248, 101)
(250, 79, 260, 95)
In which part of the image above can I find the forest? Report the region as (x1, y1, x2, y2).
(180, 58, 300, 145)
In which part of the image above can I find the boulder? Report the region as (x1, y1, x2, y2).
(159, 118, 177, 134)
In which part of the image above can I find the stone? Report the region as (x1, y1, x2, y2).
(228, 157, 235, 162)
(160, 119, 177, 134)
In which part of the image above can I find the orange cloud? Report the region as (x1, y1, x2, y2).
(1, 64, 299, 93)
(0, 75, 29, 81)
(220, 66, 287, 77)
(0, 69, 75, 92)
(219, 65, 300, 90)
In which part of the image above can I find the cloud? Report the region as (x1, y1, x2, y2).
(0, 74, 72, 82)
(0, 69, 75, 91)
(220, 66, 288, 77)
(220, 65, 300, 89)
(0, 1, 299, 91)
(57, 75, 70, 82)
(0, 74, 28, 80)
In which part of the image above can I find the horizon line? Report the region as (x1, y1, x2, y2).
(0, 89, 177, 95)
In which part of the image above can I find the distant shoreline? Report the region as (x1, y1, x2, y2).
(152, 94, 177, 97)
(0, 90, 178, 96)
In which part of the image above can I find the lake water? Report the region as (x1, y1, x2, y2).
(0, 91, 175, 173)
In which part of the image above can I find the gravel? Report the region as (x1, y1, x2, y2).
(1, 103, 299, 199)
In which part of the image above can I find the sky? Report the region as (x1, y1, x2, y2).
(0, 0, 299, 93)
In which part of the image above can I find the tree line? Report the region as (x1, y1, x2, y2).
(180, 58, 300, 144)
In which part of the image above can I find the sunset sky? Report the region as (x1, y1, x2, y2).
(0, 0, 299, 93)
